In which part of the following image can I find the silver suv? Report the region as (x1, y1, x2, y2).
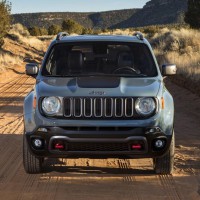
(23, 32, 176, 174)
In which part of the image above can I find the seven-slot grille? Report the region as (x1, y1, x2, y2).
(64, 97, 135, 119)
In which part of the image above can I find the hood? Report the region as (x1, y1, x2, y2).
(37, 77, 161, 97)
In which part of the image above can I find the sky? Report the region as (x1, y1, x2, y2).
(10, 0, 149, 14)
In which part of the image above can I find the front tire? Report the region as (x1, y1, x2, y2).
(153, 132, 175, 174)
(23, 135, 43, 174)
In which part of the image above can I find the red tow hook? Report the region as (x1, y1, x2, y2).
(131, 144, 142, 150)
(54, 143, 65, 150)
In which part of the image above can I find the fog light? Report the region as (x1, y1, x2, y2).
(149, 128, 156, 133)
(33, 139, 43, 148)
(154, 140, 165, 148)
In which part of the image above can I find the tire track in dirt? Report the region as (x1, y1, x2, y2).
(0, 74, 34, 132)
(0, 77, 20, 92)
(117, 159, 140, 200)
(0, 122, 23, 190)
(17, 172, 60, 200)
(0, 75, 28, 96)
(117, 159, 185, 200)
(0, 75, 32, 112)
(158, 175, 182, 200)
(0, 116, 23, 134)
(16, 173, 38, 200)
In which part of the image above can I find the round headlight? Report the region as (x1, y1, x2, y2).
(135, 97, 156, 116)
(42, 97, 61, 115)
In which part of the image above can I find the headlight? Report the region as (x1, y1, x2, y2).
(135, 97, 156, 116)
(42, 97, 62, 115)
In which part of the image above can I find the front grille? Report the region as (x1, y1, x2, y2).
(66, 142, 130, 152)
(64, 97, 135, 119)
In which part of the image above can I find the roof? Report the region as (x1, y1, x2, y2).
(54, 34, 146, 43)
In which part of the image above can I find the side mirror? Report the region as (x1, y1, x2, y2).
(25, 63, 39, 77)
(162, 64, 177, 76)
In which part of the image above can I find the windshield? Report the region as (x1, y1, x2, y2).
(42, 42, 158, 77)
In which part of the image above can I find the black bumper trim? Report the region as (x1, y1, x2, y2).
(49, 136, 148, 155)
(25, 126, 172, 158)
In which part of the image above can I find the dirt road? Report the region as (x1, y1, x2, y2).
(0, 68, 199, 200)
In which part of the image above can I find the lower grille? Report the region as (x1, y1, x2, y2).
(66, 142, 130, 152)
(51, 137, 147, 153)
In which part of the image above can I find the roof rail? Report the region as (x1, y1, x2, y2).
(134, 32, 144, 40)
(56, 32, 69, 41)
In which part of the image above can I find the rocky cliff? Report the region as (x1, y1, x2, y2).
(112, 0, 187, 28)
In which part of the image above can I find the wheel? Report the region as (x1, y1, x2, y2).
(23, 135, 43, 174)
(153, 132, 175, 175)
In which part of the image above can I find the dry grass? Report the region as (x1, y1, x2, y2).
(150, 28, 200, 83)
(0, 24, 53, 72)
(0, 52, 22, 72)
(8, 23, 52, 52)
(100, 29, 134, 36)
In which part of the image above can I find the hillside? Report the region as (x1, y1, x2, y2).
(12, 9, 139, 29)
(12, 0, 187, 29)
(113, 0, 187, 28)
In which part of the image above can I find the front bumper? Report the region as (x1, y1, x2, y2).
(25, 126, 172, 159)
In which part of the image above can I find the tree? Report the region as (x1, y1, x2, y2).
(62, 19, 83, 34)
(0, 0, 11, 45)
(48, 24, 61, 35)
(185, 0, 200, 29)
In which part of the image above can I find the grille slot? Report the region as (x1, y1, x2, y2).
(64, 97, 135, 119)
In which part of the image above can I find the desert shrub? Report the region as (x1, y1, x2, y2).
(102, 28, 109, 33)
(62, 19, 83, 34)
(48, 24, 61, 35)
(143, 26, 160, 37)
(39, 27, 48, 35)
(151, 28, 200, 53)
(0, 51, 22, 72)
(7, 24, 50, 51)
(92, 29, 102, 35)
(9, 23, 30, 37)
(29, 26, 48, 36)
(151, 28, 200, 83)
(6, 33, 20, 41)
(82, 28, 94, 35)
(28, 26, 41, 36)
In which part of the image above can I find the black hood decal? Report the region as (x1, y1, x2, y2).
(77, 77, 120, 88)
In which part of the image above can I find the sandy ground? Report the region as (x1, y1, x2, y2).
(0, 67, 199, 200)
